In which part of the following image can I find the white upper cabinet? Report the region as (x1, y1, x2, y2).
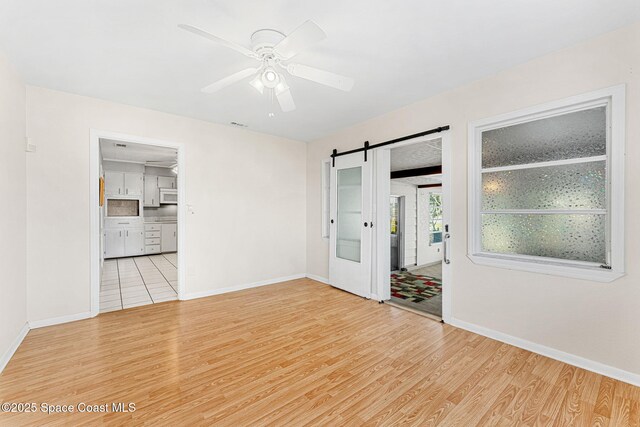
(124, 173, 144, 196)
(105, 171, 144, 197)
(104, 171, 124, 196)
(144, 175, 160, 207)
(157, 176, 177, 189)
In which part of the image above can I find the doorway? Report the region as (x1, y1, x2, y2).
(373, 132, 452, 322)
(90, 130, 185, 317)
(326, 130, 451, 322)
(386, 141, 444, 317)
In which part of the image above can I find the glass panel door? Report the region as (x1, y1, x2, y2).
(336, 167, 362, 262)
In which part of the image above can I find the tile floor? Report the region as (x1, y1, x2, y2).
(100, 253, 178, 313)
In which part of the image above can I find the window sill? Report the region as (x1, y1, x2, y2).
(467, 253, 624, 283)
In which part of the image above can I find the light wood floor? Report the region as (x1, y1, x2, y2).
(1, 279, 638, 426)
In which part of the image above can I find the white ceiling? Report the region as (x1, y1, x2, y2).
(391, 139, 441, 172)
(1, 1, 638, 142)
(394, 175, 442, 187)
(100, 138, 177, 166)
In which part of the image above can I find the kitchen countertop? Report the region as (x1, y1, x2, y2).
(144, 217, 177, 223)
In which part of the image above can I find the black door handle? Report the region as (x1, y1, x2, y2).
(330, 219, 334, 224)
(364, 222, 368, 227)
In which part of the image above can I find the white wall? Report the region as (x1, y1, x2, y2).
(0, 51, 27, 369)
(390, 181, 417, 267)
(416, 187, 443, 266)
(26, 87, 307, 323)
(307, 22, 640, 377)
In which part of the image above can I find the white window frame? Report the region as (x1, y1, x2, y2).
(467, 85, 625, 282)
(427, 190, 443, 246)
(321, 159, 331, 239)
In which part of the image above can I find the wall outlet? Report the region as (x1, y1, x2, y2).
(25, 137, 36, 152)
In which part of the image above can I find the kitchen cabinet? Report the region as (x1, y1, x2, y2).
(104, 229, 125, 259)
(157, 176, 177, 189)
(144, 175, 160, 207)
(124, 173, 144, 196)
(161, 223, 177, 252)
(104, 225, 145, 259)
(104, 171, 124, 196)
(145, 224, 162, 254)
(124, 228, 145, 256)
(104, 171, 144, 197)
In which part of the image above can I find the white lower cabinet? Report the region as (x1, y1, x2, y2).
(124, 228, 145, 256)
(161, 223, 177, 253)
(104, 226, 145, 259)
(143, 222, 177, 254)
(104, 229, 126, 258)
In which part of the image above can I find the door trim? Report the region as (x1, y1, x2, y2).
(373, 131, 452, 323)
(89, 130, 186, 317)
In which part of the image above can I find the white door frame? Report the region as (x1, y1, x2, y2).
(89, 129, 187, 317)
(372, 131, 452, 323)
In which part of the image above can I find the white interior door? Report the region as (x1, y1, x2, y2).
(329, 152, 372, 297)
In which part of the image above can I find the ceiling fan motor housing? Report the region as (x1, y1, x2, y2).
(250, 29, 286, 56)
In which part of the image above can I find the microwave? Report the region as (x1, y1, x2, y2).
(159, 188, 178, 204)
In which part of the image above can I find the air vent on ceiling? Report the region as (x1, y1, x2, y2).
(230, 121, 248, 128)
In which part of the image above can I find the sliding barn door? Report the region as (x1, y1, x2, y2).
(329, 152, 372, 297)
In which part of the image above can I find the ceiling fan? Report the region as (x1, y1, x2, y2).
(178, 20, 354, 112)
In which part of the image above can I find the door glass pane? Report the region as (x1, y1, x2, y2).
(336, 167, 362, 262)
(481, 213, 606, 263)
(482, 106, 606, 168)
(482, 161, 606, 210)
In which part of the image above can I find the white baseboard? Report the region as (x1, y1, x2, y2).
(29, 312, 92, 329)
(450, 317, 640, 387)
(306, 274, 329, 284)
(0, 322, 30, 373)
(183, 273, 307, 301)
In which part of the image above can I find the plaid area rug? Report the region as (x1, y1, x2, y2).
(390, 272, 442, 303)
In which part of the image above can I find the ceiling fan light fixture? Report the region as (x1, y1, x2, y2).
(261, 68, 279, 88)
(180, 20, 353, 114)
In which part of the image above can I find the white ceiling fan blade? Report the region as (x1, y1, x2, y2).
(286, 63, 354, 91)
(276, 88, 296, 112)
(178, 24, 258, 59)
(201, 68, 258, 94)
(274, 20, 326, 60)
(275, 76, 296, 112)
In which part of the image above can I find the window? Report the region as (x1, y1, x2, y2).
(390, 197, 399, 235)
(428, 192, 443, 244)
(468, 86, 625, 282)
(321, 159, 331, 238)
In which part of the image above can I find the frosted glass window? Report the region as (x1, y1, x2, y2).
(482, 106, 606, 168)
(469, 87, 625, 279)
(474, 102, 612, 267)
(482, 161, 606, 211)
(481, 214, 606, 263)
(336, 167, 362, 262)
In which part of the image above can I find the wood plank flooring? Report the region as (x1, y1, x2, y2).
(0, 278, 638, 426)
